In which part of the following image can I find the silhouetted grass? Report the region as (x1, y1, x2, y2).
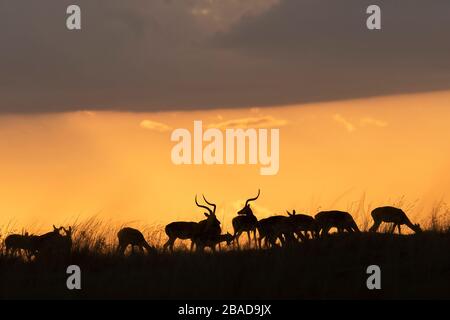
(1, 232, 450, 299)
(0, 203, 449, 299)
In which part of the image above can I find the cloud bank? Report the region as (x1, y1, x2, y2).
(0, 0, 449, 113)
(208, 116, 287, 129)
(140, 119, 172, 132)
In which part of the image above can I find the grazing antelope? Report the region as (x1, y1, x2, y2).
(257, 215, 294, 248)
(315, 211, 359, 236)
(286, 210, 318, 240)
(369, 206, 422, 234)
(163, 195, 221, 252)
(117, 227, 156, 255)
(5, 232, 38, 259)
(193, 232, 235, 252)
(232, 189, 260, 248)
(34, 225, 73, 259)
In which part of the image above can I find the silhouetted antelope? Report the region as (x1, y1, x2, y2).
(5, 232, 37, 259)
(34, 226, 73, 259)
(164, 221, 199, 252)
(117, 227, 156, 255)
(193, 232, 234, 252)
(315, 211, 359, 236)
(286, 210, 318, 240)
(257, 215, 295, 248)
(369, 206, 422, 234)
(192, 195, 221, 251)
(163, 195, 221, 252)
(257, 211, 316, 247)
(232, 189, 260, 248)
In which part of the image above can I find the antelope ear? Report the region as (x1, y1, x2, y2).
(293, 210, 296, 215)
(286, 210, 291, 216)
(53, 225, 58, 231)
(204, 212, 210, 218)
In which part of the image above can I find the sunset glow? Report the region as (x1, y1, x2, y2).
(1, 90, 449, 232)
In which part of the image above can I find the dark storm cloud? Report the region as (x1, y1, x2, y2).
(0, 0, 449, 113)
(211, 0, 450, 105)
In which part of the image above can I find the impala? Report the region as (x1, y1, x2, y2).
(232, 189, 260, 248)
(286, 210, 318, 240)
(34, 225, 73, 259)
(163, 195, 221, 252)
(117, 227, 156, 255)
(257, 211, 316, 247)
(5, 232, 37, 259)
(369, 206, 422, 234)
(164, 221, 199, 252)
(193, 195, 221, 250)
(257, 215, 295, 248)
(193, 232, 235, 252)
(315, 211, 359, 236)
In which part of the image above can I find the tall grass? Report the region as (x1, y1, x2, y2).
(1, 200, 449, 253)
(1, 231, 450, 299)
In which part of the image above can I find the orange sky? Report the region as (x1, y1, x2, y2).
(1, 91, 449, 233)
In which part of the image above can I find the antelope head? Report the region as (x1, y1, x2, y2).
(195, 194, 220, 226)
(53, 225, 64, 234)
(237, 189, 260, 216)
(224, 232, 234, 245)
(413, 223, 422, 233)
(62, 226, 73, 238)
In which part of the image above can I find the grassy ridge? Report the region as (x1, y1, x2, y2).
(1, 231, 449, 299)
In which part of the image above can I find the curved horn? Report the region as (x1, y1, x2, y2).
(202, 195, 216, 214)
(245, 189, 260, 206)
(195, 195, 213, 215)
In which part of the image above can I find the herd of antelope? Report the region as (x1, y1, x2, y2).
(2, 190, 422, 258)
(160, 190, 422, 252)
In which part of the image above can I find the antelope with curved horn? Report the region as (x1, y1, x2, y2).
(231, 189, 260, 249)
(315, 211, 359, 236)
(163, 195, 221, 252)
(192, 194, 221, 252)
(369, 206, 421, 234)
(117, 227, 156, 255)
